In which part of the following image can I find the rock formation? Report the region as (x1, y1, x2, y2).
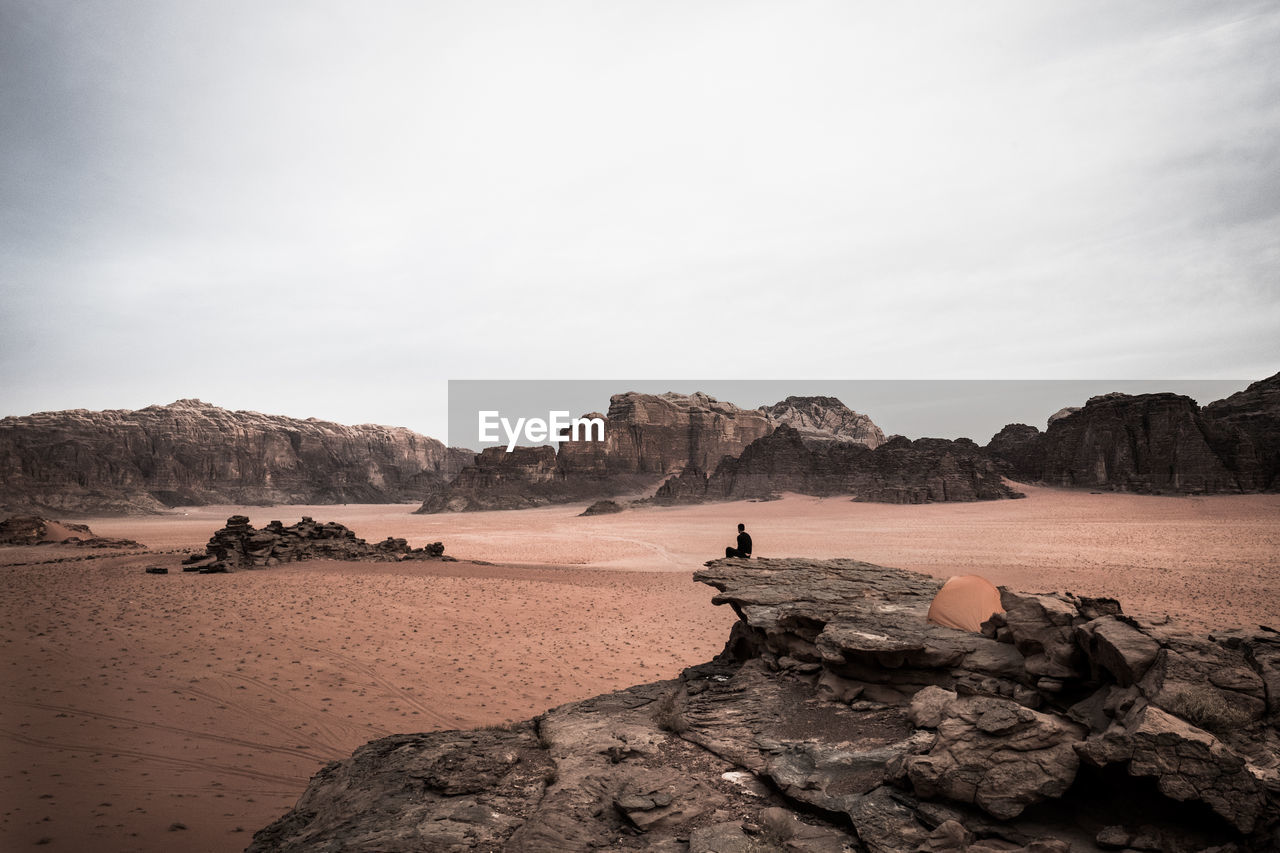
(422, 391, 1023, 511)
(758, 396, 886, 448)
(1202, 371, 1280, 491)
(655, 426, 1020, 504)
(984, 424, 1046, 483)
(250, 558, 1280, 852)
(0, 515, 141, 548)
(580, 500, 625, 516)
(984, 376, 1280, 493)
(0, 399, 473, 515)
(184, 515, 447, 572)
(420, 392, 777, 512)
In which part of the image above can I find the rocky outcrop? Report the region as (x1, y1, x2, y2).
(253, 558, 1279, 851)
(1038, 393, 1246, 493)
(420, 393, 903, 512)
(984, 384, 1280, 494)
(184, 515, 447, 572)
(0, 399, 473, 515)
(418, 446, 564, 512)
(567, 392, 775, 477)
(0, 515, 141, 548)
(984, 424, 1045, 483)
(759, 396, 886, 448)
(656, 426, 1020, 504)
(580, 500, 625, 516)
(419, 393, 776, 512)
(1202, 371, 1280, 491)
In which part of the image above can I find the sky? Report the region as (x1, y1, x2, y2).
(2, 1, 1278, 443)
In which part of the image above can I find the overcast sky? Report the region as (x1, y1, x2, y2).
(2, 1, 1277, 442)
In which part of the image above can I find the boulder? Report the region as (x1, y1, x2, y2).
(251, 558, 1280, 851)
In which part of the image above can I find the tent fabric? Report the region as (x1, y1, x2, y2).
(927, 575, 1004, 632)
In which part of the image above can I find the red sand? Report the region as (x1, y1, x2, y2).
(2, 485, 1277, 852)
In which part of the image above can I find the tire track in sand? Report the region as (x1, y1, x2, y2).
(301, 645, 458, 729)
(1, 697, 345, 763)
(0, 728, 303, 787)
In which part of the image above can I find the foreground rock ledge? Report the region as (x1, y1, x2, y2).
(249, 558, 1280, 852)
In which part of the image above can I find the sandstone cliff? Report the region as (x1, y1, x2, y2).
(656, 426, 1019, 504)
(420, 392, 778, 512)
(758, 395, 886, 448)
(982, 374, 1280, 493)
(421, 392, 907, 512)
(0, 399, 473, 515)
(1202, 371, 1280, 491)
(984, 423, 1046, 483)
(250, 558, 1280, 852)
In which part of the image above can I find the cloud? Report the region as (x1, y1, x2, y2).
(2, 1, 1277, 438)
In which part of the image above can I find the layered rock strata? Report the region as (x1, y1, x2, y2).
(421, 393, 902, 512)
(0, 399, 473, 515)
(983, 373, 1280, 493)
(655, 427, 1020, 504)
(251, 558, 1279, 852)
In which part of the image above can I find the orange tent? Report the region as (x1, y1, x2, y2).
(927, 575, 1004, 632)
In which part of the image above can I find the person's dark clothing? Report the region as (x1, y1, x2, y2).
(725, 531, 752, 559)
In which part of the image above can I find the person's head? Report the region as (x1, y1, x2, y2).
(738, 523, 745, 532)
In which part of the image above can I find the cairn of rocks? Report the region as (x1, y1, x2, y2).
(185, 516, 448, 572)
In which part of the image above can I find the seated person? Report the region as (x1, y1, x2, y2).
(725, 523, 752, 558)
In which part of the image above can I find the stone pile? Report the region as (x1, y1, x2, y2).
(250, 558, 1279, 852)
(187, 515, 448, 571)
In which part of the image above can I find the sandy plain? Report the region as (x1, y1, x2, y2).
(1, 485, 1277, 852)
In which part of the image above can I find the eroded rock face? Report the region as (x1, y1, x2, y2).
(0, 399, 473, 515)
(656, 426, 1020, 505)
(982, 374, 1280, 495)
(420, 393, 905, 512)
(1202, 371, 1280, 491)
(419, 393, 776, 513)
(984, 424, 1044, 483)
(1038, 393, 1245, 493)
(252, 559, 1280, 851)
(759, 396, 886, 449)
(0, 515, 140, 548)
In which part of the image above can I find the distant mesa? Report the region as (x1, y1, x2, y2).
(3, 375, 1276, 518)
(0, 515, 140, 548)
(420, 392, 905, 513)
(653, 425, 1017, 505)
(983, 371, 1280, 494)
(0, 399, 474, 515)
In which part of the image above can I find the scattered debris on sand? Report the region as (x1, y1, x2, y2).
(182, 515, 450, 572)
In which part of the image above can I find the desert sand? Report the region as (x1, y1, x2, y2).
(2, 485, 1278, 852)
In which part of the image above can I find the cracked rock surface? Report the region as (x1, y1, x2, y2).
(250, 558, 1280, 852)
